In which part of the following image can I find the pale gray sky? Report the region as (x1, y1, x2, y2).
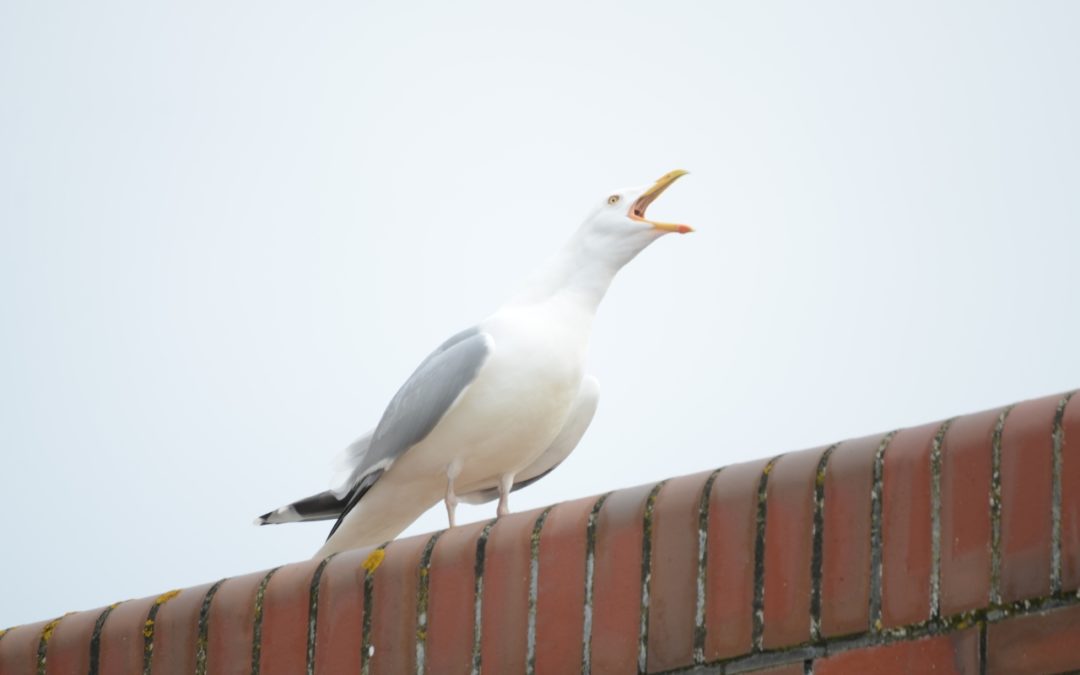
(2, 1, 1078, 627)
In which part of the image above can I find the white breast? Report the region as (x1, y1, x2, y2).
(388, 298, 592, 494)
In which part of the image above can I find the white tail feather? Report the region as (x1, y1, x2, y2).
(329, 430, 374, 498)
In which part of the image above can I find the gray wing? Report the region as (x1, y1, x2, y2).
(460, 374, 599, 504)
(327, 326, 492, 538)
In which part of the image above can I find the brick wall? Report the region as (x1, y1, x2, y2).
(2, 390, 1078, 674)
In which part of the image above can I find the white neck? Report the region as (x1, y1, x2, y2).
(507, 226, 655, 313)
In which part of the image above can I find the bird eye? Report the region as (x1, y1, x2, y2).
(607, 194, 620, 205)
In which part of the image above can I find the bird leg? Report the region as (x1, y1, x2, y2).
(445, 484, 458, 528)
(496, 473, 515, 517)
(445, 459, 463, 528)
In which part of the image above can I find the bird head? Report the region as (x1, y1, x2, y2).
(577, 170, 692, 266)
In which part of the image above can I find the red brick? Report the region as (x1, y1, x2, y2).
(534, 494, 595, 675)
(426, 520, 490, 675)
(479, 508, 544, 674)
(314, 548, 371, 675)
(42, 609, 102, 675)
(764, 446, 828, 649)
(1000, 395, 1058, 603)
(1061, 394, 1080, 593)
(817, 628, 979, 674)
(369, 535, 428, 675)
(647, 471, 714, 673)
(881, 421, 941, 628)
(940, 409, 1001, 616)
(821, 434, 881, 638)
(205, 570, 265, 675)
(0, 619, 51, 675)
(17, 390, 1080, 675)
(590, 482, 655, 674)
(97, 595, 158, 673)
(705, 457, 771, 660)
(987, 603, 1080, 674)
(259, 559, 320, 675)
(152, 582, 214, 675)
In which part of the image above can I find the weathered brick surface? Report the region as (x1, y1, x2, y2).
(313, 548, 369, 675)
(999, 395, 1057, 603)
(426, 519, 489, 674)
(705, 457, 770, 660)
(939, 409, 1000, 616)
(0, 619, 51, 675)
(880, 421, 941, 628)
(369, 535, 427, 675)
(479, 507, 543, 674)
(41, 609, 99, 675)
(205, 569, 264, 675)
(763, 446, 827, 649)
(820, 434, 880, 637)
(590, 482, 655, 674)
(259, 559, 318, 675)
(534, 494, 594, 674)
(3, 390, 1078, 675)
(816, 629, 980, 674)
(986, 603, 1080, 674)
(647, 471, 713, 672)
(97, 594, 158, 674)
(153, 582, 214, 675)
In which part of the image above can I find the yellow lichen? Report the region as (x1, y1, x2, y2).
(40, 617, 64, 643)
(362, 549, 386, 574)
(154, 590, 181, 605)
(143, 619, 155, 639)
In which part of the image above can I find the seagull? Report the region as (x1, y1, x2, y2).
(256, 170, 692, 557)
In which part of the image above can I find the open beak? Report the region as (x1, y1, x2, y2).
(630, 169, 693, 234)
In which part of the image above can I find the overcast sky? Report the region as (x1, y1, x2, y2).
(2, 1, 1078, 627)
